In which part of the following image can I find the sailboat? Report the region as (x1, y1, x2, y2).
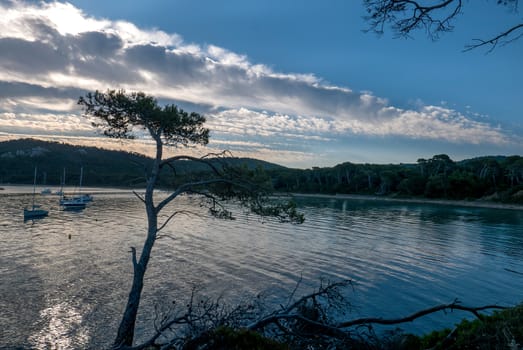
(60, 167, 86, 210)
(40, 171, 51, 195)
(76, 166, 93, 203)
(24, 167, 49, 220)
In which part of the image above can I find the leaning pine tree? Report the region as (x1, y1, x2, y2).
(78, 90, 303, 349)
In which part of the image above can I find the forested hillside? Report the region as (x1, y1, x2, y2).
(0, 139, 282, 188)
(268, 154, 523, 204)
(1, 139, 522, 203)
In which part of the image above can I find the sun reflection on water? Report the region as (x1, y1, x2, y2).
(29, 301, 89, 350)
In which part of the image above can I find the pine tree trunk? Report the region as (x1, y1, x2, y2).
(113, 262, 145, 347)
(113, 211, 158, 348)
(113, 136, 162, 348)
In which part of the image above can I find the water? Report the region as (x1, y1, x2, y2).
(1, 187, 522, 349)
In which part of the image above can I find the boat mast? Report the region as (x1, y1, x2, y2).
(32, 166, 37, 209)
(61, 168, 65, 200)
(79, 166, 83, 194)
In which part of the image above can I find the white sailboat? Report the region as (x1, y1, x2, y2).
(24, 167, 49, 220)
(60, 167, 86, 210)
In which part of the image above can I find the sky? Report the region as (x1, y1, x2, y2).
(0, 0, 521, 168)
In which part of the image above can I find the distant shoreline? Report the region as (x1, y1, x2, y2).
(2, 184, 522, 211)
(0, 184, 135, 195)
(290, 193, 523, 211)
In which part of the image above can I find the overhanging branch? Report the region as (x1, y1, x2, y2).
(248, 299, 508, 337)
(336, 300, 507, 328)
(464, 23, 523, 52)
(155, 178, 257, 214)
(156, 209, 202, 234)
(159, 151, 232, 176)
(364, 0, 523, 50)
(132, 190, 145, 204)
(364, 0, 462, 39)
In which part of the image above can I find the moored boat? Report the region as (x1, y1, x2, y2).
(61, 197, 87, 210)
(41, 188, 52, 195)
(24, 206, 48, 220)
(24, 167, 49, 220)
(59, 167, 89, 210)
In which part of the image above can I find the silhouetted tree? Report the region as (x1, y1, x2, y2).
(78, 89, 303, 348)
(363, 0, 523, 51)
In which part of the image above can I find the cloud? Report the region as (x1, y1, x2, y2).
(208, 108, 334, 141)
(207, 106, 510, 146)
(0, 0, 518, 164)
(0, 111, 93, 136)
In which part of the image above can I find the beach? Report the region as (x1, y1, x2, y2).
(291, 193, 523, 211)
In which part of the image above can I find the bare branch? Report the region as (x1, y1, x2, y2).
(157, 209, 200, 233)
(364, 0, 462, 39)
(336, 300, 507, 328)
(159, 153, 228, 176)
(284, 280, 350, 316)
(156, 211, 180, 233)
(505, 267, 523, 275)
(184, 189, 235, 219)
(464, 23, 523, 52)
(285, 274, 303, 309)
(248, 280, 351, 331)
(249, 282, 508, 338)
(255, 313, 350, 338)
(155, 178, 257, 214)
(129, 247, 138, 269)
(363, 0, 523, 50)
(132, 190, 145, 204)
(126, 313, 191, 350)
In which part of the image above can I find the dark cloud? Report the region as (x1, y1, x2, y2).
(124, 44, 167, 68)
(0, 81, 85, 99)
(256, 75, 366, 117)
(21, 15, 62, 42)
(63, 31, 142, 85)
(123, 45, 211, 87)
(72, 55, 143, 86)
(73, 31, 123, 58)
(0, 37, 69, 74)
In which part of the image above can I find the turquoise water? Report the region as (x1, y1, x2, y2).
(1, 188, 522, 348)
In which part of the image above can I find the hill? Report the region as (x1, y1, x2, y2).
(0, 139, 285, 187)
(2, 139, 522, 204)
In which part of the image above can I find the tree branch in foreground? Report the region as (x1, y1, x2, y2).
(363, 0, 523, 51)
(337, 299, 506, 327)
(127, 279, 510, 350)
(464, 23, 523, 52)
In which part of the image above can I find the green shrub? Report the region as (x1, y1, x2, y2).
(411, 304, 523, 350)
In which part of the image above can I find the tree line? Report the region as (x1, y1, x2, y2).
(1, 139, 522, 204)
(269, 154, 523, 204)
(0, 138, 281, 188)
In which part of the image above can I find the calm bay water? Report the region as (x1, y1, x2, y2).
(1, 187, 522, 349)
